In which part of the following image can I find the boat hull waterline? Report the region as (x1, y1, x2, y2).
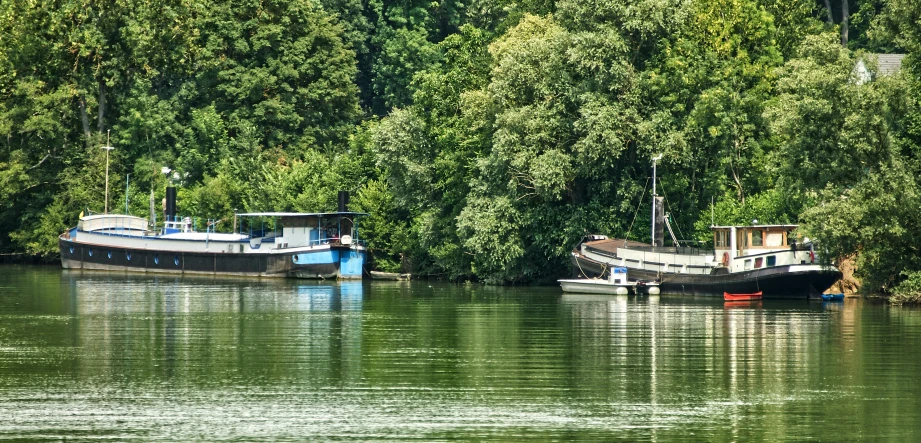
(59, 236, 366, 279)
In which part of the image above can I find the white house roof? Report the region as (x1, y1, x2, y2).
(854, 54, 906, 84)
(877, 54, 906, 76)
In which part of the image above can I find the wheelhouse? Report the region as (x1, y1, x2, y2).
(236, 211, 368, 249)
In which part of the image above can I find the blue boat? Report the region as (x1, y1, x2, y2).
(821, 293, 845, 301)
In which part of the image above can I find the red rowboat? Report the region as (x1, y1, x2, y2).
(723, 291, 763, 301)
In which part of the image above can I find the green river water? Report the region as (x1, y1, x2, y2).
(1, 264, 920, 441)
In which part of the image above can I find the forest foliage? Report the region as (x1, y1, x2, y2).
(2, 0, 921, 292)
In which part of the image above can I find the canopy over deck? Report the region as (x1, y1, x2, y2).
(78, 214, 149, 232)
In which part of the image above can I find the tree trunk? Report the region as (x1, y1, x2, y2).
(841, 0, 849, 46)
(96, 78, 107, 133)
(78, 95, 92, 148)
(823, 0, 834, 24)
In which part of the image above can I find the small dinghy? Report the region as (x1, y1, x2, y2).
(724, 291, 763, 301)
(821, 293, 844, 301)
(370, 271, 411, 281)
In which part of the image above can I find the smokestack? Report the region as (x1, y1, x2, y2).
(338, 190, 349, 212)
(165, 187, 177, 222)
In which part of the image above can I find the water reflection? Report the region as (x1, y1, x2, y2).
(4, 267, 921, 440)
(557, 294, 869, 440)
(61, 272, 367, 386)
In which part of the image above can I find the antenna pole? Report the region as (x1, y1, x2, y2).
(651, 154, 662, 247)
(125, 173, 130, 214)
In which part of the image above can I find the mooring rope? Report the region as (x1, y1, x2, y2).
(624, 177, 650, 245)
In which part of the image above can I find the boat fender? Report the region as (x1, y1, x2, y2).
(809, 250, 815, 264)
(721, 252, 730, 267)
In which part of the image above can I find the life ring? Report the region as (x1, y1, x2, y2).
(721, 252, 730, 266)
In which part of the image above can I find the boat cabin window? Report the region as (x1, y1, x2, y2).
(787, 231, 796, 245)
(752, 230, 763, 246)
(754, 257, 763, 268)
(766, 232, 783, 247)
(744, 259, 752, 270)
(714, 231, 729, 247)
(766, 255, 776, 267)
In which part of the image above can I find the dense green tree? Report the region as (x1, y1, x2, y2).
(765, 33, 881, 196)
(192, 0, 361, 152)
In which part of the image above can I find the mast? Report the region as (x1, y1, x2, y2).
(651, 154, 663, 248)
(101, 130, 114, 214)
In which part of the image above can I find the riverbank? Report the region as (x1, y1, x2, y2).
(0, 253, 51, 265)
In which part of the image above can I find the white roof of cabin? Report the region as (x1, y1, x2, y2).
(710, 224, 798, 230)
(236, 212, 369, 217)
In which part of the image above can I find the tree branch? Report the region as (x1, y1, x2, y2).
(78, 95, 92, 148)
(28, 152, 54, 170)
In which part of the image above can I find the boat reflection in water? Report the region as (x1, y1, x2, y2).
(63, 271, 366, 383)
(723, 300, 763, 309)
(558, 293, 855, 439)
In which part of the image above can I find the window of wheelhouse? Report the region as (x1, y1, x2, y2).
(752, 230, 763, 246)
(714, 230, 729, 247)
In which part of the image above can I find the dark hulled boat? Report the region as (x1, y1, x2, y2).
(563, 156, 841, 298)
(59, 190, 368, 279)
(570, 226, 842, 298)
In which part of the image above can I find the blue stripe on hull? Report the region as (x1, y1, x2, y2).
(292, 250, 338, 265)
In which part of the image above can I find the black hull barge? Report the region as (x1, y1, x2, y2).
(570, 225, 842, 299)
(59, 207, 369, 280)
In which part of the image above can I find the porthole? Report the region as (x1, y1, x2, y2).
(69, 246, 74, 254)
(174, 256, 180, 266)
(107, 250, 112, 259)
(294, 254, 299, 261)
(126, 251, 132, 261)
(154, 254, 159, 265)
(88, 249, 93, 257)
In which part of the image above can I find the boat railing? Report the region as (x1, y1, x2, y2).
(618, 245, 712, 255)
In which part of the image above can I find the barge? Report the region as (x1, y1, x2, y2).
(564, 156, 841, 298)
(59, 189, 368, 279)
